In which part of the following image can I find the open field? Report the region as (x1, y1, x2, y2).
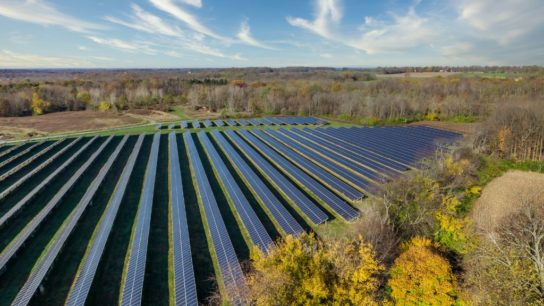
(0, 120, 461, 305)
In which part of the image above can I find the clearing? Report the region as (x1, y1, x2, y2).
(472, 170, 544, 233)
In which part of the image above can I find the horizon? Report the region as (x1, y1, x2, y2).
(1, 0, 543, 68)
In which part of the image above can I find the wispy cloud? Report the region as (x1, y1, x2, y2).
(180, 0, 202, 8)
(0, 49, 95, 68)
(105, 4, 184, 37)
(349, 8, 436, 54)
(456, 0, 544, 45)
(149, 0, 224, 40)
(87, 36, 157, 54)
(287, 0, 342, 39)
(237, 20, 275, 49)
(0, 0, 102, 33)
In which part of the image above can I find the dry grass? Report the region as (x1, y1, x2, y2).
(472, 170, 544, 233)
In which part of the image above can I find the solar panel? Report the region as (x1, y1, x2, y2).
(168, 133, 198, 306)
(0, 138, 81, 201)
(225, 119, 238, 127)
(197, 132, 273, 253)
(310, 128, 409, 171)
(203, 120, 213, 128)
(183, 132, 247, 305)
(0, 136, 98, 231)
(224, 130, 328, 225)
(192, 120, 200, 129)
(280, 129, 386, 183)
(12, 136, 127, 306)
(264, 129, 375, 193)
(0, 143, 22, 160)
(251, 130, 363, 201)
(238, 130, 359, 221)
(0, 139, 62, 182)
(210, 131, 303, 236)
(293, 128, 399, 178)
(266, 117, 284, 125)
(181, 121, 189, 129)
(65, 135, 143, 306)
(214, 120, 225, 127)
(236, 119, 248, 126)
(120, 133, 160, 306)
(260, 118, 275, 125)
(0, 142, 41, 169)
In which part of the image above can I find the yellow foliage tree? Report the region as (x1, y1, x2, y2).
(247, 233, 383, 306)
(98, 100, 111, 111)
(31, 92, 50, 115)
(388, 237, 461, 305)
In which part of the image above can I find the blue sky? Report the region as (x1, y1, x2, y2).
(0, 0, 543, 68)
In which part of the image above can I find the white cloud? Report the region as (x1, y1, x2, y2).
(349, 8, 436, 54)
(456, 0, 544, 45)
(87, 36, 156, 54)
(0, 49, 93, 68)
(105, 4, 184, 37)
(178, 0, 202, 8)
(149, 0, 224, 40)
(287, 0, 342, 39)
(237, 20, 275, 49)
(0, 0, 102, 33)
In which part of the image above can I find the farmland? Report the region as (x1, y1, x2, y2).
(0, 117, 460, 305)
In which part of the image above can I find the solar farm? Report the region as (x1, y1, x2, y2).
(0, 118, 461, 305)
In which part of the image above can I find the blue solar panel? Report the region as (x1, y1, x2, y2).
(295, 128, 401, 178)
(225, 119, 238, 127)
(224, 130, 328, 225)
(181, 121, 189, 129)
(238, 130, 359, 221)
(183, 132, 247, 305)
(66, 135, 144, 306)
(310, 128, 409, 171)
(203, 120, 213, 128)
(0, 137, 103, 271)
(210, 131, 303, 236)
(280, 129, 386, 183)
(214, 120, 225, 127)
(192, 120, 200, 129)
(236, 119, 248, 126)
(197, 132, 273, 252)
(0, 139, 61, 183)
(168, 133, 198, 306)
(250, 130, 363, 201)
(264, 129, 375, 194)
(120, 133, 160, 306)
(11, 136, 120, 306)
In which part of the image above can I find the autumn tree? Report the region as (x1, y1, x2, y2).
(246, 233, 383, 305)
(388, 237, 461, 305)
(31, 92, 50, 115)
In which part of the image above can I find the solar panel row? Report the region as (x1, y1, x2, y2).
(12, 136, 127, 306)
(210, 131, 303, 236)
(184, 132, 247, 305)
(250, 130, 363, 201)
(265, 129, 375, 193)
(0, 143, 21, 159)
(0, 136, 110, 273)
(168, 133, 198, 306)
(238, 130, 359, 221)
(198, 132, 273, 253)
(0, 139, 62, 182)
(0, 137, 94, 229)
(120, 133, 160, 306)
(0, 142, 41, 169)
(66, 135, 144, 306)
(224, 130, 328, 225)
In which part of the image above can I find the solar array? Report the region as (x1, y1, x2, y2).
(0, 125, 461, 305)
(198, 132, 273, 253)
(168, 133, 198, 306)
(120, 133, 160, 306)
(210, 131, 304, 236)
(12, 136, 127, 306)
(66, 135, 144, 306)
(155, 116, 328, 130)
(184, 132, 247, 305)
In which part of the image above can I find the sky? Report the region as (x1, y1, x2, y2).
(0, 0, 543, 68)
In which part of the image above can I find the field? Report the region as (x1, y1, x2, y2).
(0, 117, 461, 305)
